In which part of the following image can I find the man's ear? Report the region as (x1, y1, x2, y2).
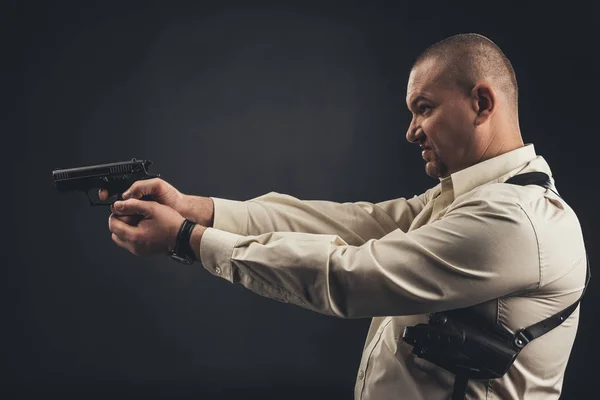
(471, 82, 496, 125)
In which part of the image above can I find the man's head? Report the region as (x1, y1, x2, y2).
(406, 33, 524, 179)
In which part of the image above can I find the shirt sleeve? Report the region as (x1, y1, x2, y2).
(198, 192, 541, 318)
(210, 191, 429, 246)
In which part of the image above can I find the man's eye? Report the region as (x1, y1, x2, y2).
(418, 104, 432, 113)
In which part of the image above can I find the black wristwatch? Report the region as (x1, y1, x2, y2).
(169, 219, 198, 265)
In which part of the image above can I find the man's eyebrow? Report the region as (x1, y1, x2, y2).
(406, 94, 430, 109)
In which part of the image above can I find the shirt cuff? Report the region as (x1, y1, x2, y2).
(210, 197, 249, 235)
(199, 227, 243, 282)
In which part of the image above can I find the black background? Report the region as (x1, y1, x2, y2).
(6, 1, 599, 399)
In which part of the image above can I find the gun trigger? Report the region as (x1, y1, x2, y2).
(87, 188, 111, 206)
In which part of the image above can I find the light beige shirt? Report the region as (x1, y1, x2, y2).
(198, 143, 587, 399)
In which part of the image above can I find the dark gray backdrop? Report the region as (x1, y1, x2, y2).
(7, 1, 599, 399)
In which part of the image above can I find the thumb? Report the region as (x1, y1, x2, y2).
(114, 198, 152, 217)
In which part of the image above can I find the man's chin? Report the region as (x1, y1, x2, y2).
(425, 162, 441, 179)
(425, 160, 448, 179)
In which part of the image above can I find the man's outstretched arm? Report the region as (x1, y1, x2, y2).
(200, 190, 430, 247)
(190, 191, 541, 318)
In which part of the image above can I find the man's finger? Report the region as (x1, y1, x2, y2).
(122, 178, 162, 200)
(113, 198, 153, 217)
(111, 205, 146, 225)
(108, 214, 138, 242)
(112, 233, 136, 255)
(111, 204, 138, 217)
(115, 214, 140, 225)
(98, 189, 109, 201)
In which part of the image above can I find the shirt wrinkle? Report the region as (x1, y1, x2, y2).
(515, 202, 543, 290)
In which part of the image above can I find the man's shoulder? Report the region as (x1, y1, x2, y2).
(448, 179, 573, 228)
(457, 179, 549, 209)
(458, 178, 585, 263)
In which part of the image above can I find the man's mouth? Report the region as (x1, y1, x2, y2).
(419, 144, 432, 159)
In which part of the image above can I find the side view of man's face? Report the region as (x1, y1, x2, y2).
(405, 57, 478, 179)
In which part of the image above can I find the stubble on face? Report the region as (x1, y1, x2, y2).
(424, 147, 449, 179)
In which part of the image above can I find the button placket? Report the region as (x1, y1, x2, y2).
(355, 318, 393, 399)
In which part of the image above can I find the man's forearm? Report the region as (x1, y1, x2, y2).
(181, 195, 214, 227)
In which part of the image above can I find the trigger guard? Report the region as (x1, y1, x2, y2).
(88, 188, 122, 206)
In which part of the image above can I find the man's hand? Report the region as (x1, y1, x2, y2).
(108, 198, 186, 257)
(99, 178, 214, 227)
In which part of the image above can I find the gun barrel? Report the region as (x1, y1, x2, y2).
(52, 158, 154, 191)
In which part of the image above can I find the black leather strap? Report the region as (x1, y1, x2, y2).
(514, 277, 589, 349)
(504, 172, 590, 348)
(172, 219, 198, 263)
(452, 375, 469, 400)
(504, 171, 559, 196)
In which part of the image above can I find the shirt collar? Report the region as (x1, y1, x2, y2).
(440, 143, 550, 200)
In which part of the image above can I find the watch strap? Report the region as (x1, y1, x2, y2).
(171, 219, 198, 263)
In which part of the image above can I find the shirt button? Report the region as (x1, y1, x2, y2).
(215, 266, 222, 274)
(358, 370, 364, 380)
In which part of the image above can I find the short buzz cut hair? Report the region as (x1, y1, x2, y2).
(413, 33, 519, 117)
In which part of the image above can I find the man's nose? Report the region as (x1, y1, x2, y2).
(406, 117, 421, 143)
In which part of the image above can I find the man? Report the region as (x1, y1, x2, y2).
(102, 33, 587, 399)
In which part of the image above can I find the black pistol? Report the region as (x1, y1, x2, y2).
(52, 158, 161, 206)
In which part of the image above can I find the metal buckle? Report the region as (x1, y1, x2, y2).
(513, 329, 530, 349)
